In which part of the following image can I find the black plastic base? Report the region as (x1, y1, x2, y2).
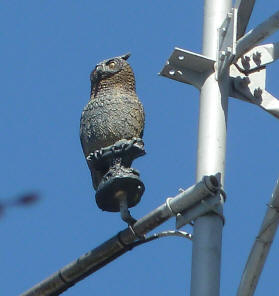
(96, 172, 145, 212)
(88, 138, 145, 212)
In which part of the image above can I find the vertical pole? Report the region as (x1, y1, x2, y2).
(190, 1, 232, 296)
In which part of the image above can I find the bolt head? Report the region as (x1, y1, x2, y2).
(220, 51, 226, 60)
(226, 47, 232, 55)
(169, 69, 175, 76)
(221, 27, 227, 36)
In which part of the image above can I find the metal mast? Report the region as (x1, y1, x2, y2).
(160, 1, 279, 296)
(191, 1, 231, 296)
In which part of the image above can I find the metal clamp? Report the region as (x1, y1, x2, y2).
(200, 191, 226, 225)
(166, 197, 176, 216)
(176, 189, 226, 229)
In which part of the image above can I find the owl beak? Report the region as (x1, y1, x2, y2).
(91, 65, 103, 82)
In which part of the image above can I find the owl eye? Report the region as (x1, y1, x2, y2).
(108, 61, 116, 69)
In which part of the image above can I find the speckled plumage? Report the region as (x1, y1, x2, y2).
(80, 54, 145, 189)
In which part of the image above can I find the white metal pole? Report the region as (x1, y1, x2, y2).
(190, 1, 232, 296)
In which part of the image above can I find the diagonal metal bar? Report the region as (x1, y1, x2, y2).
(236, 178, 279, 296)
(234, 10, 279, 62)
(235, 0, 256, 39)
(20, 176, 219, 296)
(235, 42, 279, 72)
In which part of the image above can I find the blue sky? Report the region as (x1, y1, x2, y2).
(1, 1, 279, 295)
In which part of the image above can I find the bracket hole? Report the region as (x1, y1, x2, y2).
(169, 70, 175, 76)
(178, 56, 184, 60)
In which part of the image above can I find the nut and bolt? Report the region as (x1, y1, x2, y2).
(220, 51, 226, 60)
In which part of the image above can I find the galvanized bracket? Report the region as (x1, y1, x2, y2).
(159, 47, 215, 90)
(176, 187, 226, 229)
(230, 64, 279, 119)
(235, 42, 279, 73)
(217, 8, 237, 79)
(159, 8, 279, 120)
(176, 194, 222, 229)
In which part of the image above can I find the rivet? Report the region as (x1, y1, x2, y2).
(221, 27, 227, 36)
(226, 47, 232, 55)
(220, 51, 226, 60)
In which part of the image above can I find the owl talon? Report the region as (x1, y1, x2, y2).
(94, 150, 101, 159)
(121, 142, 129, 150)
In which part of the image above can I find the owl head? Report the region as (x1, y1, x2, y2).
(90, 53, 131, 83)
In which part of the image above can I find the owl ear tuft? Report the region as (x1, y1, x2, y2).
(120, 53, 131, 60)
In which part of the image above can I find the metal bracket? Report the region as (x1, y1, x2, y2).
(235, 42, 279, 73)
(217, 8, 237, 79)
(159, 47, 215, 90)
(234, 11, 279, 63)
(230, 64, 279, 119)
(176, 193, 224, 229)
(159, 10, 279, 120)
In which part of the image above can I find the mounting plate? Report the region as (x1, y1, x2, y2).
(159, 47, 215, 90)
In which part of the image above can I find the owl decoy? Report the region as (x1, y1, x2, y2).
(80, 53, 145, 220)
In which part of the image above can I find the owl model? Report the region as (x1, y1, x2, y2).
(80, 53, 145, 194)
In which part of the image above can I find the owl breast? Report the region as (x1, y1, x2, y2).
(80, 92, 145, 156)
